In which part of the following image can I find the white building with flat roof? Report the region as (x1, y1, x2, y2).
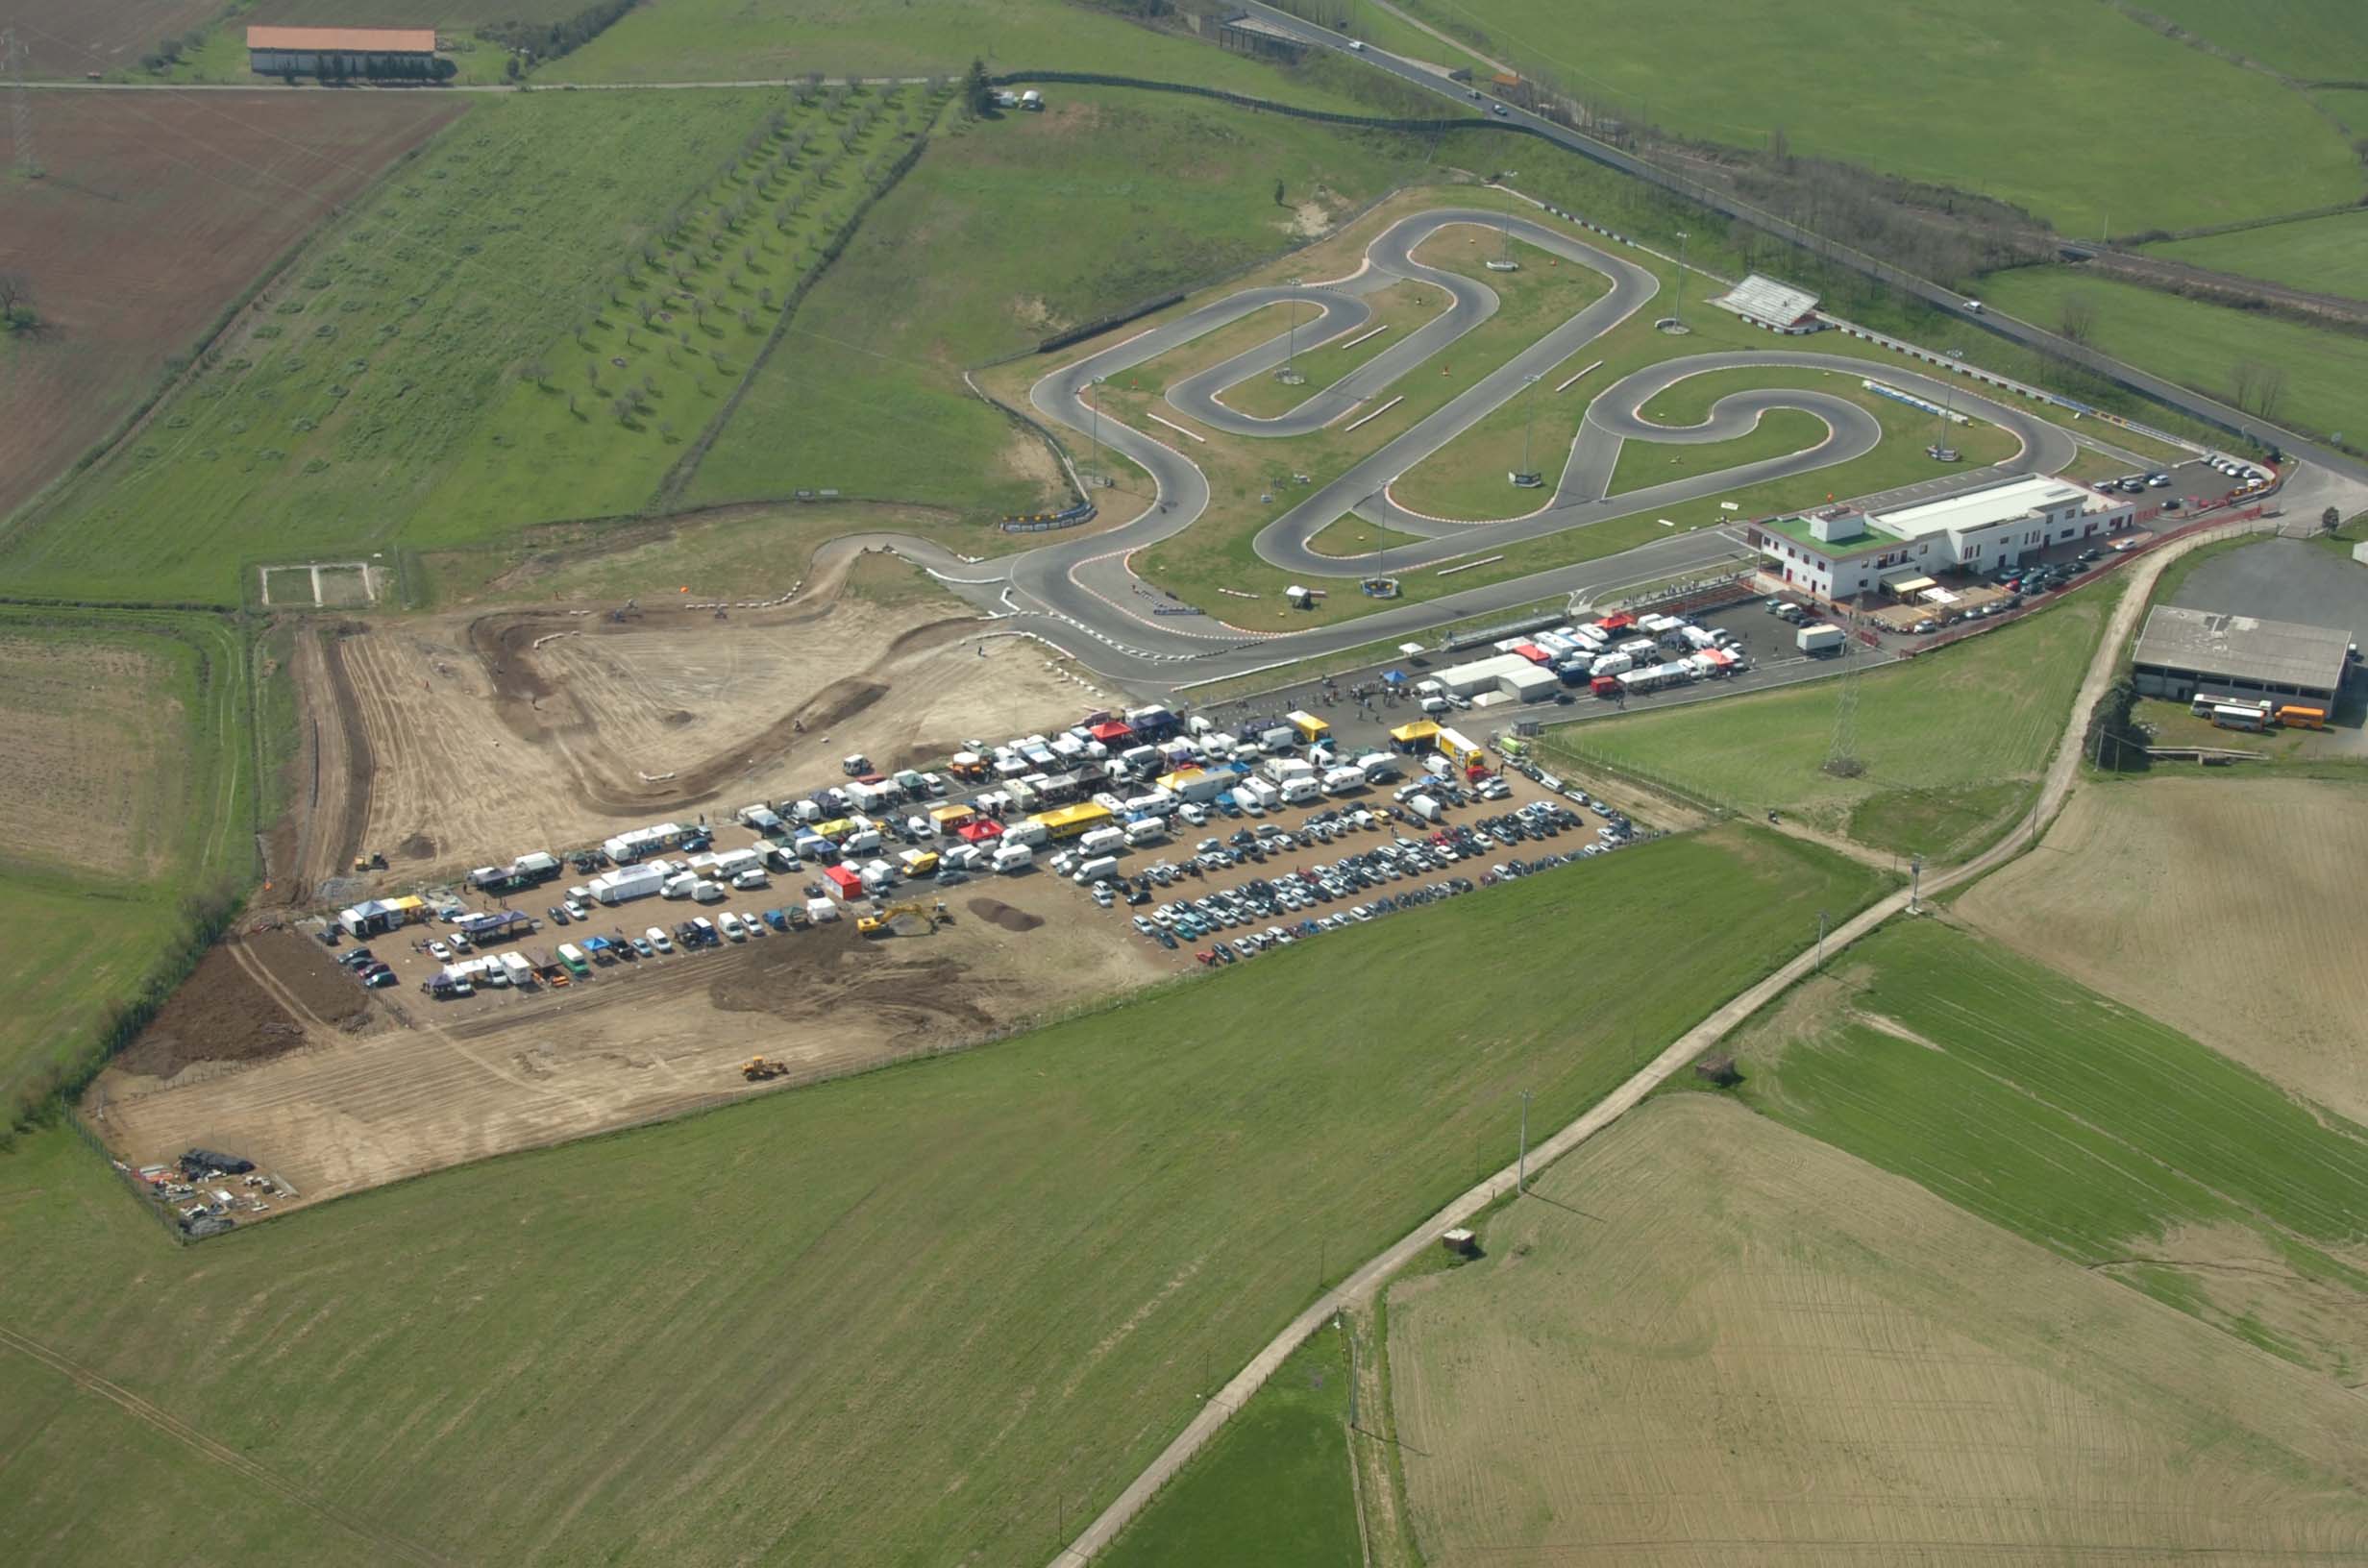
(1751, 476, 2134, 601)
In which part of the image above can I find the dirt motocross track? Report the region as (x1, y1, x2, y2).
(287, 546, 1110, 894)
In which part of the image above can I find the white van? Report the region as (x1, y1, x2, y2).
(718, 912, 746, 942)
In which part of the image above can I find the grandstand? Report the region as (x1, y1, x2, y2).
(1711, 274, 1823, 334)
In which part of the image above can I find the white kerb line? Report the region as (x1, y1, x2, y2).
(1339, 322, 1392, 350)
(1435, 554, 1505, 576)
(1344, 395, 1403, 432)
(1555, 359, 1603, 393)
(1146, 411, 1206, 443)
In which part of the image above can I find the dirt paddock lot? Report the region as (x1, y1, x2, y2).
(287, 552, 1111, 894)
(91, 867, 1174, 1210)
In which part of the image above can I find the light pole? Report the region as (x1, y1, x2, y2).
(1932, 348, 1962, 459)
(1087, 376, 1104, 480)
(1815, 909, 1828, 971)
(1517, 373, 1545, 486)
(1672, 230, 1690, 324)
(1909, 855, 1923, 915)
(1517, 1089, 1533, 1193)
(1280, 277, 1305, 383)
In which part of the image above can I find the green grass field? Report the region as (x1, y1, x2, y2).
(0, 826, 1885, 1565)
(2135, 0, 2368, 84)
(1978, 267, 2368, 447)
(1737, 919, 2368, 1376)
(549, 0, 1376, 106)
(0, 609, 263, 1117)
(1393, 0, 2356, 233)
(2143, 210, 2368, 303)
(689, 89, 1437, 514)
(1547, 583, 2121, 860)
(1607, 406, 1829, 495)
(0, 91, 794, 603)
(1098, 1331, 1360, 1568)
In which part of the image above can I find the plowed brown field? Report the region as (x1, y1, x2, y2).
(1388, 1095, 2368, 1566)
(0, 89, 461, 518)
(1957, 776, 2368, 1122)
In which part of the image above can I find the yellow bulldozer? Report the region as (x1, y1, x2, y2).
(856, 900, 949, 937)
(741, 1057, 789, 1081)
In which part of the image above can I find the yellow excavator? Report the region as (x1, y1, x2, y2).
(856, 900, 948, 937)
(742, 1057, 788, 1081)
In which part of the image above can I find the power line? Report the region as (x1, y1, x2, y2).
(7, 31, 41, 181)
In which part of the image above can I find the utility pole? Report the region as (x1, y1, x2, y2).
(1344, 1315, 1359, 1429)
(1816, 909, 1828, 971)
(1672, 230, 1690, 323)
(7, 31, 40, 182)
(1517, 1089, 1533, 1192)
(1909, 855, 1923, 915)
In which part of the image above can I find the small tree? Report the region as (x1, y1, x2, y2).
(964, 58, 994, 118)
(1273, 179, 1287, 208)
(521, 356, 550, 389)
(2083, 676, 2147, 772)
(2323, 505, 2343, 536)
(2057, 292, 2098, 347)
(0, 273, 35, 333)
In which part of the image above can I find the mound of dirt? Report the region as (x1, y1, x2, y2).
(706, 924, 1004, 1034)
(252, 929, 370, 1025)
(966, 898, 1043, 933)
(116, 949, 304, 1079)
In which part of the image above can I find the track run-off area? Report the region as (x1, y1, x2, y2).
(902, 207, 2086, 683)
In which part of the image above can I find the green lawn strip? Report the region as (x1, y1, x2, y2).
(417, 502, 1015, 609)
(1098, 1332, 1359, 1568)
(1305, 516, 1429, 560)
(1608, 407, 1829, 496)
(1220, 282, 1452, 420)
(1734, 919, 2368, 1372)
(2143, 210, 2368, 304)
(1543, 584, 2120, 858)
(0, 91, 785, 604)
(688, 90, 1438, 514)
(1392, 0, 2355, 232)
(0, 828, 1884, 1566)
(1978, 267, 2368, 450)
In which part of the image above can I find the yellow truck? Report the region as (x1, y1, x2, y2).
(1029, 801, 1113, 842)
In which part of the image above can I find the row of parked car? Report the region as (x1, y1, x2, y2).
(1134, 798, 1619, 959)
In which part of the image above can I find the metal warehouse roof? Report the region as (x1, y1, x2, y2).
(2133, 605, 2352, 693)
(247, 26, 439, 52)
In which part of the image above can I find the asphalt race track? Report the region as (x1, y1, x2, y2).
(900, 208, 2090, 689)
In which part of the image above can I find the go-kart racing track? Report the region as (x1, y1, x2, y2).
(919, 208, 2084, 691)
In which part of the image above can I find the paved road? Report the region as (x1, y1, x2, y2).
(1045, 506, 2282, 1568)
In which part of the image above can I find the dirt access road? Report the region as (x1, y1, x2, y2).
(284, 542, 1113, 896)
(1048, 509, 2283, 1568)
